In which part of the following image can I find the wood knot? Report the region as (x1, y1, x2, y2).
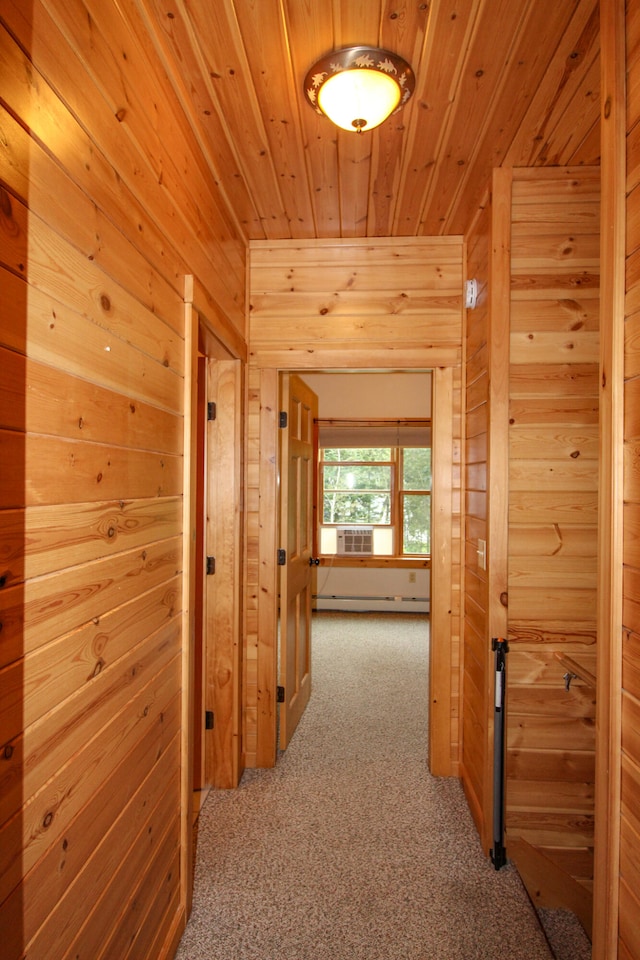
(90, 658, 105, 679)
(0, 186, 13, 217)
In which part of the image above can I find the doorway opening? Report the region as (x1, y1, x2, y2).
(276, 369, 433, 754)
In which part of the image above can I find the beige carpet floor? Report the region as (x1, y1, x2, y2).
(176, 612, 591, 960)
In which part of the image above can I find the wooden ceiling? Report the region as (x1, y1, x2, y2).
(146, 0, 600, 243)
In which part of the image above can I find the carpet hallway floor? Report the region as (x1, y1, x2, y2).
(175, 612, 591, 960)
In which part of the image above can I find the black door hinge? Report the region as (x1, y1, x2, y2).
(205, 710, 214, 730)
(206, 556, 215, 575)
(277, 548, 286, 566)
(279, 411, 287, 428)
(208, 401, 216, 421)
(277, 686, 285, 703)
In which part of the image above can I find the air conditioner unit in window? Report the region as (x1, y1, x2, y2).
(336, 525, 374, 556)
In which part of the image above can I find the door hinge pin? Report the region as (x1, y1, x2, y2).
(277, 548, 286, 566)
(279, 411, 287, 428)
(206, 556, 215, 575)
(208, 401, 217, 421)
(205, 710, 214, 730)
(277, 686, 285, 703)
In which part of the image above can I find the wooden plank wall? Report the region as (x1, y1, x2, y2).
(0, 3, 246, 959)
(503, 167, 600, 932)
(621, 2, 640, 956)
(247, 238, 464, 771)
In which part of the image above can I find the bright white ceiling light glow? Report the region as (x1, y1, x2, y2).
(318, 69, 401, 133)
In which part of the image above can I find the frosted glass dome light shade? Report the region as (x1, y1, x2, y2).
(317, 69, 401, 132)
(304, 47, 415, 134)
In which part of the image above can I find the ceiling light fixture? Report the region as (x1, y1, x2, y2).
(304, 46, 415, 134)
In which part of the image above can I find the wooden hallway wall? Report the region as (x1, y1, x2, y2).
(462, 166, 601, 928)
(0, 4, 246, 958)
(246, 237, 464, 773)
(504, 167, 600, 933)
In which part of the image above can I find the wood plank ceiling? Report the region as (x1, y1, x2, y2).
(143, 0, 600, 242)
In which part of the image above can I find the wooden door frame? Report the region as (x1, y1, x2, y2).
(593, 2, 625, 957)
(253, 360, 459, 775)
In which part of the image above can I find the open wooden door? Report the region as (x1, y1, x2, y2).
(278, 373, 318, 749)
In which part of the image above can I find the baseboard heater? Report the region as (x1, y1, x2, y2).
(315, 594, 430, 602)
(314, 594, 430, 613)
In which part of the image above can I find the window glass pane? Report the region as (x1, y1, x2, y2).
(403, 494, 431, 554)
(323, 493, 391, 524)
(323, 464, 391, 491)
(323, 447, 391, 462)
(402, 447, 431, 491)
(323, 463, 391, 524)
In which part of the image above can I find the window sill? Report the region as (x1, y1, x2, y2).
(318, 556, 430, 569)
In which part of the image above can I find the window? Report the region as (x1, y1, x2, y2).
(318, 439, 431, 558)
(401, 447, 431, 555)
(322, 448, 392, 525)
